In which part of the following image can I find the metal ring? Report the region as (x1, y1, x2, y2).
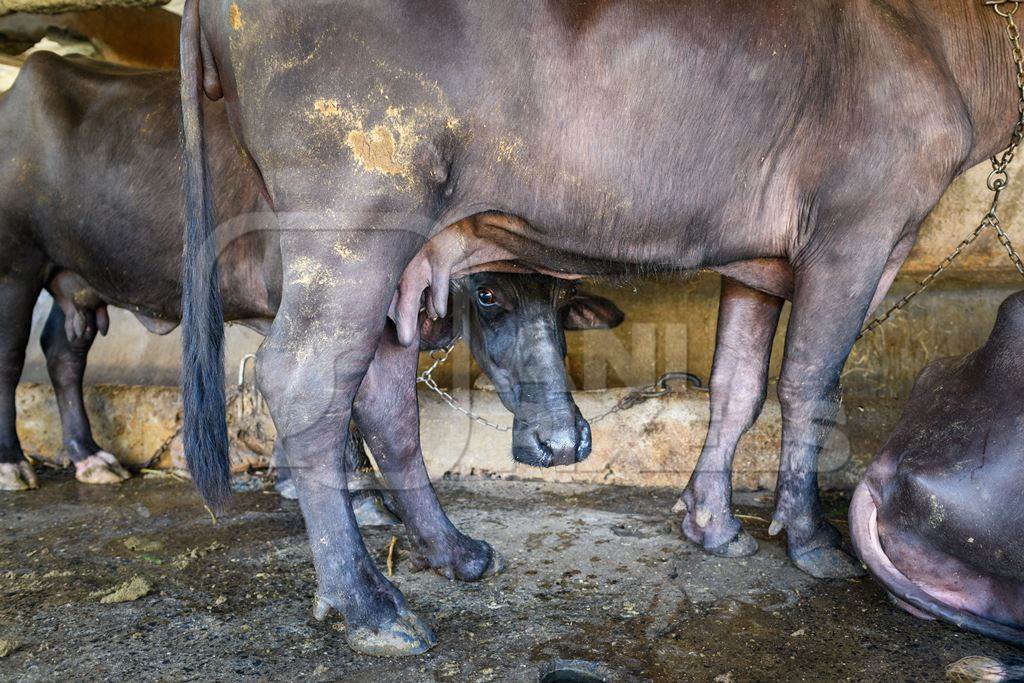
(655, 372, 705, 391)
(989, 167, 1010, 191)
(987, 1, 1021, 17)
(999, 2, 1021, 18)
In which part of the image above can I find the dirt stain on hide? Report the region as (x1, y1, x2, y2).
(300, 33, 463, 192)
(288, 256, 337, 289)
(346, 126, 404, 176)
(312, 98, 351, 123)
(333, 241, 359, 260)
(309, 99, 426, 182)
(229, 3, 244, 31)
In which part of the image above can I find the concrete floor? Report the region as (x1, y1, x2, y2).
(0, 472, 1018, 682)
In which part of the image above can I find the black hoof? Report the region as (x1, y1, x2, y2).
(791, 545, 865, 579)
(481, 545, 506, 578)
(706, 530, 759, 558)
(416, 539, 505, 582)
(345, 610, 437, 657)
(351, 493, 401, 528)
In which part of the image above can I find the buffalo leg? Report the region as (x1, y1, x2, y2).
(343, 424, 402, 528)
(681, 278, 783, 557)
(257, 227, 434, 656)
(354, 322, 503, 581)
(40, 301, 130, 485)
(0, 279, 43, 491)
(769, 246, 898, 579)
(274, 425, 400, 528)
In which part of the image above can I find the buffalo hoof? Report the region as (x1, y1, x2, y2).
(479, 546, 506, 578)
(351, 493, 401, 528)
(314, 598, 436, 657)
(345, 610, 437, 657)
(0, 461, 38, 491)
(444, 540, 504, 582)
(412, 538, 505, 582)
(275, 476, 298, 500)
(275, 481, 401, 528)
(791, 545, 865, 579)
(74, 452, 131, 485)
(678, 496, 758, 559)
(706, 530, 759, 558)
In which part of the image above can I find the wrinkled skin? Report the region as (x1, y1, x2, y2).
(182, 0, 1018, 655)
(0, 55, 622, 590)
(850, 291, 1024, 647)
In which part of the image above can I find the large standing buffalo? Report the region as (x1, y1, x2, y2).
(180, 0, 1019, 655)
(0, 53, 624, 581)
(851, 290, 1024, 646)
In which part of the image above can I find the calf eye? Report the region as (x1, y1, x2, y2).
(476, 288, 498, 307)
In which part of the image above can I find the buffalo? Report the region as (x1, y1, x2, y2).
(851, 290, 1024, 647)
(180, 0, 1016, 654)
(0, 54, 623, 582)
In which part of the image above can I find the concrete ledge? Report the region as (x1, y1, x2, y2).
(416, 388, 897, 491)
(15, 382, 901, 492)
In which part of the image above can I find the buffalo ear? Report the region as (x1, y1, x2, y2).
(561, 294, 625, 330)
(419, 311, 456, 351)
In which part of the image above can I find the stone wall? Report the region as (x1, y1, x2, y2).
(14, 380, 898, 492)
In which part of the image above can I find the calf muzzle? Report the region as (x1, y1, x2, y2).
(511, 406, 592, 468)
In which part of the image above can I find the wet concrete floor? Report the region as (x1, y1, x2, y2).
(1, 471, 1018, 681)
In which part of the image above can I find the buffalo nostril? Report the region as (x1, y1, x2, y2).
(512, 428, 553, 468)
(513, 415, 587, 468)
(540, 432, 580, 467)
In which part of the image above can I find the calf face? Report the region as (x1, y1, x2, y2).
(447, 273, 623, 467)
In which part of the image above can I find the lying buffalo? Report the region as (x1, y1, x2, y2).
(0, 53, 624, 586)
(181, 0, 1017, 655)
(851, 290, 1024, 646)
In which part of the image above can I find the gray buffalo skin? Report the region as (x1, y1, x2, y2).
(180, 0, 1020, 655)
(0, 54, 624, 580)
(851, 291, 1024, 647)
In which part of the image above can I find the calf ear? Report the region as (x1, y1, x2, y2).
(419, 311, 456, 351)
(561, 294, 625, 330)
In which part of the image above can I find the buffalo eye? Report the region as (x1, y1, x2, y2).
(476, 288, 498, 307)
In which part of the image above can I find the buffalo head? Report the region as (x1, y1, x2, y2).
(423, 273, 624, 468)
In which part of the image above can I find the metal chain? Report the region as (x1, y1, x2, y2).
(416, 338, 706, 432)
(585, 372, 707, 425)
(416, 339, 515, 432)
(860, 1, 1024, 339)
